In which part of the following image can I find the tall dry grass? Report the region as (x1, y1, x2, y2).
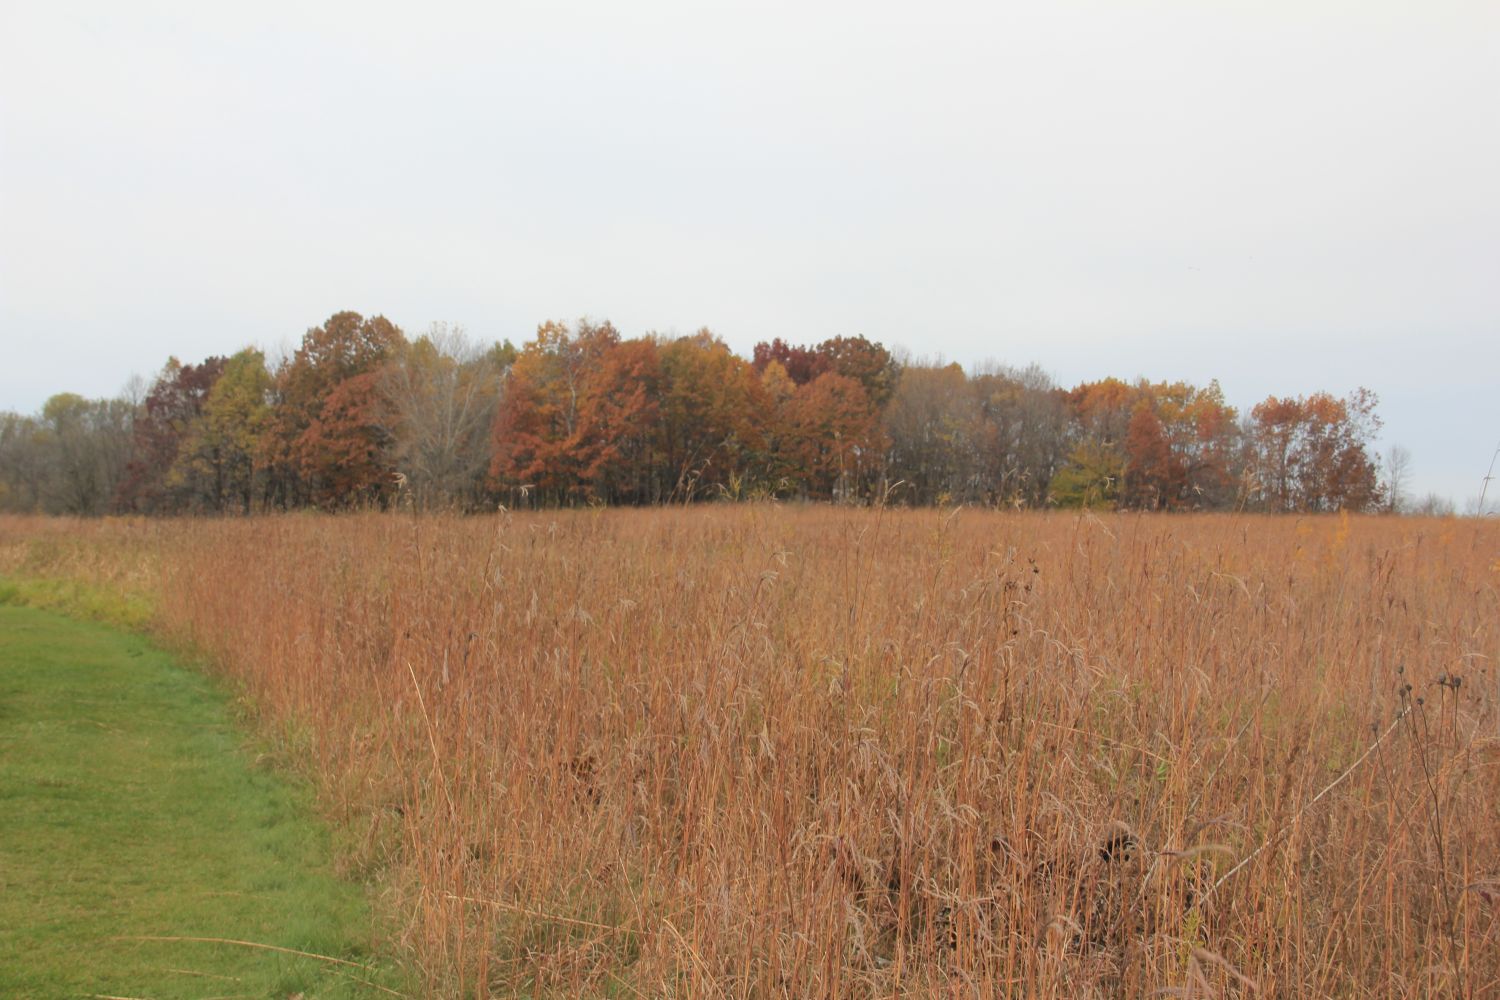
(2, 507, 1497, 997)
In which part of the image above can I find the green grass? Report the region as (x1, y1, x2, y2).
(0, 603, 405, 999)
(0, 575, 154, 631)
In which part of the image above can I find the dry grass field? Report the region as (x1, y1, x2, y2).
(2, 508, 1497, 998)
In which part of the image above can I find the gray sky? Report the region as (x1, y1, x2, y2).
(3, 1, 1497, 506)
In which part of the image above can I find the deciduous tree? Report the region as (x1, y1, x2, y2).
(783, 372, 885, 500)
(883, 362, 970, 504)
(116, 356, 226, 512)
(1247, 388, 1383, 512)
(382, 325, 510, 509)
(40, 393, 137, 515)
(263, 311, 405, 507)
(656, 331, 764, 500)
(489, 319, 622, 503)
(172, 349, 273, 513)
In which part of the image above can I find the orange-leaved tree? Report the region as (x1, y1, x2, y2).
(1120, 380, 1238, 509)
(656, 331, 764, 500)
(262, 311, 405, 508)
(574, 337, 663, 503)
(1248, 388, 1382, 511)
(489, 319, 622, 504)
(783, 372, 886, 500)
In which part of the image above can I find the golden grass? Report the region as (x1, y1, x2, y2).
(2, 507, 1497, 998)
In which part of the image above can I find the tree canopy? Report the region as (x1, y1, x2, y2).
(0, 310, 1397, 515)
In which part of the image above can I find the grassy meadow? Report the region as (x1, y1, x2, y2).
(1, 507, 1496, 998)
(0, 603, 404, 998)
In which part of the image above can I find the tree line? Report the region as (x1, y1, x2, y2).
(0, 310, 1398, 515)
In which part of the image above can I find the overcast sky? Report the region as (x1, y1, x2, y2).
(2, 1, 1496, 506)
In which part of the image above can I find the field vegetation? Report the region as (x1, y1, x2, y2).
(0, 603, 403, 998)
(1, 507, 1496, 997)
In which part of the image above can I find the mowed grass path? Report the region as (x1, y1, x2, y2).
(0, 603, 403, 998)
